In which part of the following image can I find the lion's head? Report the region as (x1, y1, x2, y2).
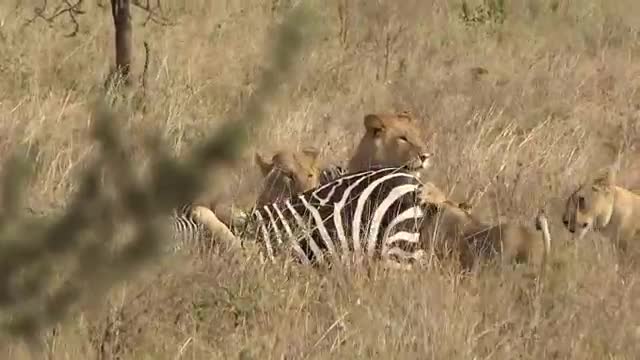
(347, 111, 433, 172)
(562, 169, 616, 239)
(255, 147, 322, 206)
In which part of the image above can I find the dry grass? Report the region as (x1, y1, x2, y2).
(1, 0, 640, 358)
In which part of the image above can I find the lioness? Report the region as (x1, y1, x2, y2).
(189, 148, 327, 251)
(254, 147, 322, 206)
(347, 111, 433, 173)
(562, 168, 640, 251)
(419, 182, 551, 270)
(208, 147, 324, 229)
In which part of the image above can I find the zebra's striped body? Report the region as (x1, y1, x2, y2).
(168, 205, 212, 252)
(242, 166, 427, 266)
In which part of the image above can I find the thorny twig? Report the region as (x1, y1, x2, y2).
(25, 0, 85, 37)
(132, 0, 175, 26)
(25, 0, 175, 37)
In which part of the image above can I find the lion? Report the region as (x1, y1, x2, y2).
(188, 147, 328, 251)
(461, 209, 551, 271)
(205, 147, 324, 230)
(347, 111, 433, 173)
(254, 147, 322, 206)
(562, 167, 640, 252)
(419, 182, 551, 271)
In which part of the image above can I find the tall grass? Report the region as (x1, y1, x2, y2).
(0, 0, 639, 358)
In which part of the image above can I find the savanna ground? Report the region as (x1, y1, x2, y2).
(2, 0, 640, 358)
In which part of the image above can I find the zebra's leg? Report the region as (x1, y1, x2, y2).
(190, 206, 242, 249)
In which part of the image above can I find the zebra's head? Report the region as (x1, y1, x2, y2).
(347, 111, 433, 173)
(255, 147, 322, 205)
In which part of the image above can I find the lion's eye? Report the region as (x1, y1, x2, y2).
(399, 136, 408, 142)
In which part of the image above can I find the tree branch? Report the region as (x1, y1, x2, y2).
(25, 0, 175, 37)
(25, 0, 85, 37)
(131, 0, 175, 26)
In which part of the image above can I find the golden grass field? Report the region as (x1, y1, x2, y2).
(2, 0, 640, 358)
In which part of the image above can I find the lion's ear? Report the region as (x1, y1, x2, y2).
(255, 152, 273, 176)
(364, 114, 385, 136)
(593, 166, 616, 188)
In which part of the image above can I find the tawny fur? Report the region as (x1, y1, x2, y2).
(190, 205, 242, 250)
(420, 182, 551, 271)
(347, 111, 433, 173)
(209, 147, 324, 228)
(460, 213, 551, 270)
(254, 147, 322, 206)
(562, 168, 640, 252)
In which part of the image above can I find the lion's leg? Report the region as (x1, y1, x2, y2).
(191, 205, 242, 249)
(210, 201, 249, 229)
(380, 249, 427, 272)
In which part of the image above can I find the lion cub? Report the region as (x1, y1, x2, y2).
(420, 182, 551, 270)
(562, 167, 640, 252)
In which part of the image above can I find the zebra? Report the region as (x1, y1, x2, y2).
(211, 163, 348, 235)
(234, 165, 429, 267)
(319, 164, 346, 185)
(166, 204, 214, 252)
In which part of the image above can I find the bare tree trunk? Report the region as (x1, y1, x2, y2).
(109, 0, 132, 86)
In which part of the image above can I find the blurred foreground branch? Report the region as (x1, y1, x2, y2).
(0, 4, 312, 350)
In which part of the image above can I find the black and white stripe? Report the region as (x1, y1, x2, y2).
(242, 166, 427, 266)
(319, 164, 346, 185)
(168, 205, 212, 252)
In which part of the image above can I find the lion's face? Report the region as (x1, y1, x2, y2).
(255, 148, 321, 205)
(562, 172, 616, 239)
(348, 111, 433, 172)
